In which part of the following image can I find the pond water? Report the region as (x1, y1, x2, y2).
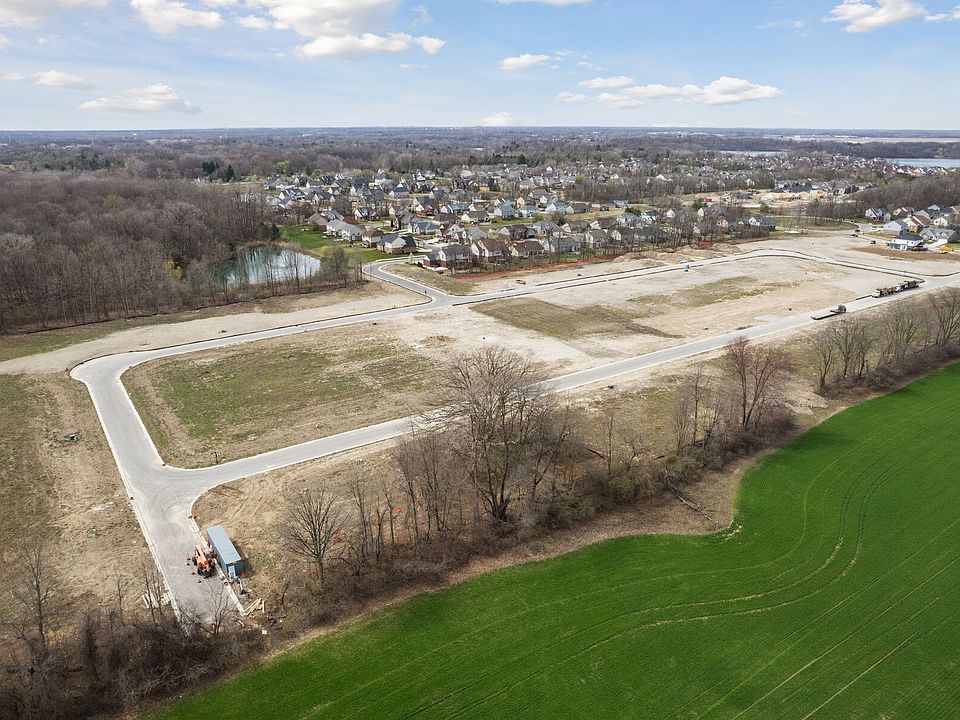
(226, 246, 323, 287)
(882, 157, 960, 169)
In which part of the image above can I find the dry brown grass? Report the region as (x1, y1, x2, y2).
(472, 298, 679, 341)
(124, 326, 438, 467)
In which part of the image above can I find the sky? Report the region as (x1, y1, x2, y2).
(0, 0, 959, 130)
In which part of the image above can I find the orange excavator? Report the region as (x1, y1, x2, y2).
(193, 544, 217, 578)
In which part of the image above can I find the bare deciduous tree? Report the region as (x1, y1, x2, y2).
(721, 336, 793, 432)
(281, 486, 343, 585)
(878, 301, 928, 366)
(808, 325, 841, 391)
(437, 346, 568, 523)
(929, 288, 960, 347)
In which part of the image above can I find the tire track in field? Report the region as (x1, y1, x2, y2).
(298, 389, 960, 720)
(418, 443, 953, 720)
(664, 392, 960, 718)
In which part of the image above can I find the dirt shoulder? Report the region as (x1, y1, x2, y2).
(0, 281, 421, 376)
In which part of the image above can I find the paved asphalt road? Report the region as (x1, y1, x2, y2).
(70, 247, 959, 620)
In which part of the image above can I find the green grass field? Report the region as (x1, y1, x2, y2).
(154, 364, 960, 719)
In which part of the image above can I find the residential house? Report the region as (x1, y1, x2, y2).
(424, 243, 471, 269)
(377, 233, 418, 255)
(584, 229, 610, 249)
(882, 219, 909, 235)
(471, 238, 509, 263)
(497, 224, 531, 243)
(541, 235, 581, 255)
(510, 240, 546, 259)
(461, 209, 489, 224)
(360, 228, 384, 248)
(887, 233, 925, 251)
(590, 216, 617, 231)
(920, 227, 958, 244)
(530, 219, 561, 238)
(748, 216, 777, 231)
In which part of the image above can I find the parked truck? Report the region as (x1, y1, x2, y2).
(872, 279, 921, 298)
(812, 304, 847, 321)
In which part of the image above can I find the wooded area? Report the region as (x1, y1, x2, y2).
(0, 173, 360, 334)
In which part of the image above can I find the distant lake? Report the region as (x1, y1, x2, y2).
(226, 245, 322, 287)
(719, 150, 785, 157)
(883, 157, 960, 169)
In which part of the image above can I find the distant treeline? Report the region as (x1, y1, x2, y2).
(0, 173, 357, 334)
(2, 128, 957, 180)
(858, 173, 960, 211)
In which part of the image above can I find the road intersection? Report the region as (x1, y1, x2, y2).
(70, 247, 959, 619)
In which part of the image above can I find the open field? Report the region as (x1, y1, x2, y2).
(155, 362, 960, 719)
(0, 374, 144, 635)
(124, 327, 437, 468)
(473, 298, 679, 341)
(123, 251, 899, 466)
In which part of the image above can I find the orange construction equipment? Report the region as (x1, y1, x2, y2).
(193, 544, 217, 578)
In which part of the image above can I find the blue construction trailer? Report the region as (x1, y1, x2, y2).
(206, 524, 243, 581)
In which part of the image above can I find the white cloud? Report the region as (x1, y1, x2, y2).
(478, 111, 514, 126)
(579, 75, 633, 89)
(925, 4, 960, 20)
(559, 76, 782, 109)
(0, 33, 8, 48)
(683, 76, 782, 105)
(131, 0, 223, 34)
(0, 0, 107, 28)
(34, 69, 92, 89)
(2, 71, 26, 80)
(242, 0, 444, 57)
(578, 60, 603, 72)
(236, 14, 271, 29)
(626, 77, 781, 105)
(80, 83, 200, 113)
(499, 52, 551, 71)
(825, 0, 927, 32)
(295, 32, 442, 57)
(200, 0, 235, 6)
(410, 3, 431, 26)
(756, 19, 810, 34)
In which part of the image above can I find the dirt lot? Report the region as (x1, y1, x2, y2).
(124, 325, 439, 468)
(124, 253, 900, 467)
(191, 338, 843, 618)
(0, 280, 421, 376)
(753, 233, 960, 276)
(388, 245, 743, 297)
(0, 373, 145, 638)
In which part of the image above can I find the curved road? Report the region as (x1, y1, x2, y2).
(70, 247, 959, 619)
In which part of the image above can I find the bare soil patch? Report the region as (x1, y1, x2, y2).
(0, 373, 145, 643)
(473, 298, 680, 341)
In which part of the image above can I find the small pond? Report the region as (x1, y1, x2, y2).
(226, 245, 322, 287)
